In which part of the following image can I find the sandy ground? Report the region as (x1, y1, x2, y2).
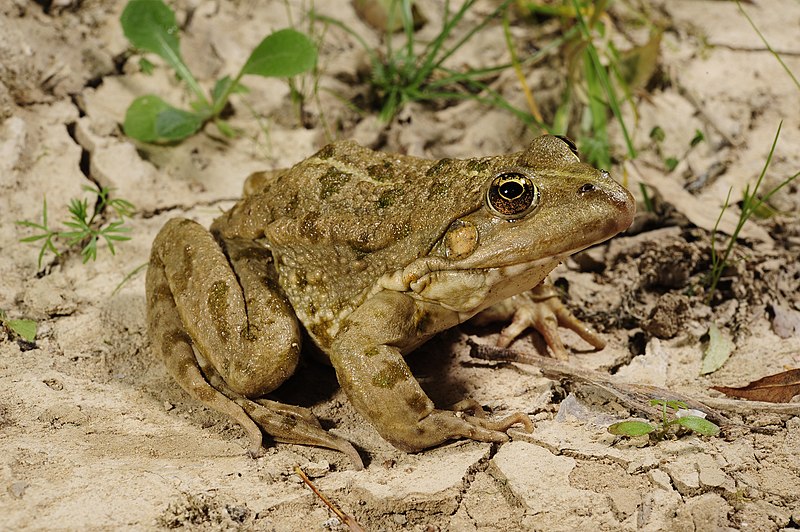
(1, 0, 799, 530)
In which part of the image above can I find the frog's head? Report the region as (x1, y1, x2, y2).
(398, 135, 635, 316)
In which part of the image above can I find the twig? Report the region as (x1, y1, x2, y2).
(468, 340, 799, 426)
(294, 466, 366, 532)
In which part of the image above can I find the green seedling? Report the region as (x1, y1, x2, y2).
(120, 0, 317, 142)
(524, 0, 650, 168)
(318, 0, 538, 125)
(706, 122, 800, 303)
(608, 399, 720, 440)
(0, 310, 36, 343)
(703, 4, 800, 302)
(17, 186, 135, 268)
(649, 126, 705, 172)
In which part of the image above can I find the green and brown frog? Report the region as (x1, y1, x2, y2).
(146, 135, 635, 469)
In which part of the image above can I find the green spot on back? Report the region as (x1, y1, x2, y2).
(425, 158, 452, 177)
(377, 188, 403, 208)
(367, 161, 395, 181)
(371, 360, 411, 389)
(207, 280, 230, 340)
(319, 167, 351, 199)
(315, 144, 335, 160)
(466, 158, 490, 172)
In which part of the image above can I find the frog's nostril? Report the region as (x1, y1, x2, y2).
(578, 183, 597, 194)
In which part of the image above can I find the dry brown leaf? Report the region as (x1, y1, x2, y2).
(711, 369, 800, 403)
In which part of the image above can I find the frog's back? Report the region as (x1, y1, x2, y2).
(252, 141, 496, 347)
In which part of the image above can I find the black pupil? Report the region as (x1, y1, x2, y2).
(499, 180, 524, 199)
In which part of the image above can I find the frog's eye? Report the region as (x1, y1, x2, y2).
(486, 171, 540, 219)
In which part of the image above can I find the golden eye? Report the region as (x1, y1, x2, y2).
(486, 171, 539, 219)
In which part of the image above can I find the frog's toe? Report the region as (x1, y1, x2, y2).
(465, 411, 534, 434)
(450, 398, 486, 418)
(449, 400, 533, 433)
(253, 399, 322, 427)
(498, 291, 605, 360)
(388, 408, 533, 452)
(242, 400, 364, 470)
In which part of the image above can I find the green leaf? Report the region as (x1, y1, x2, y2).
(124, 95, 166, 142)
(665, 157, 679, 171)
(7, 318, 36, 342)
(649, 126, 665, 142)
(674, 416, 720, 436)
(120, 0, 182, 68)
(241, 29, 317, 78)
(19, 234, 50, 243)
(124, 95, 202, 142)
(690, 129, 705, 147)
(155, 106, 204, 140)
(701, 323, 734, 375)
(608, 421, 655, 436)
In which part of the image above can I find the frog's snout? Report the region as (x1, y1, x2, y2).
(579, 177, 636, 234)
(609, 185, 636, 233)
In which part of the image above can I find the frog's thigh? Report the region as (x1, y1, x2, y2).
(331, 291, 526, 452)
(150, 218, 300, 397)
(146, 243, 263, 452)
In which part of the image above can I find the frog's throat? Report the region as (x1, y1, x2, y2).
(375, 254, 568, 315)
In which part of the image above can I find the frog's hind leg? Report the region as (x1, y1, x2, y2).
(147, 258, 264, 453)
(147, 218, 363, 469)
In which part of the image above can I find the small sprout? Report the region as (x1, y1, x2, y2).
(706, 122, 799, 303)
(120, 0, 317, 143)
(0, 310, 37, 343)
(608, 398, 720, 441)
(649, 126, 666, 142)
(16, 185, 134, 268)
(318, 0, 538, 128)
(690, 129, 705, 147)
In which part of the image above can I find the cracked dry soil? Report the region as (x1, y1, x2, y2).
(1, 1, 800, 530)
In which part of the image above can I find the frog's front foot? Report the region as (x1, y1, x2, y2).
(473, 281, 605, 360)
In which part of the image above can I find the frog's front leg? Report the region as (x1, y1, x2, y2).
(331, 290, 532, 452)
(147, 219, 363, 468)
(472, 280, 606, 360)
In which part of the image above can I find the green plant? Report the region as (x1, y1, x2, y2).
(608, 399, 720, 440)
(317, 0, 538, 124)
(649, 126, 705, 172)
(121, 0, 317, 142)
(706, 122, 800, 303)
(0, 310, 36, 343)
(523, 0, 650, 168)
(17, 185, 135, 268)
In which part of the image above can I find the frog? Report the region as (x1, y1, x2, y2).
(146, 135, 635, 470)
